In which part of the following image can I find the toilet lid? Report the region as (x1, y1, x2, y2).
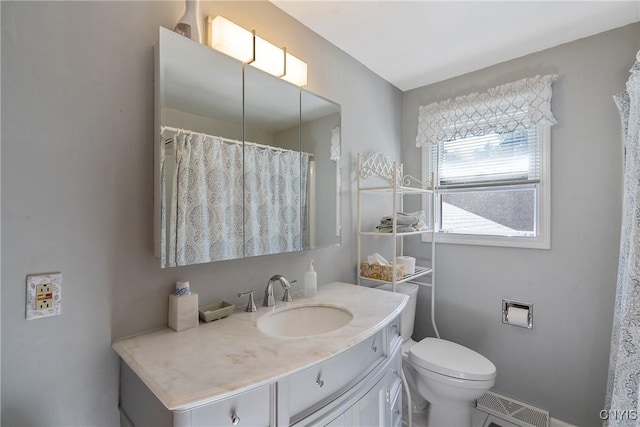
(409, 338, 496, 381)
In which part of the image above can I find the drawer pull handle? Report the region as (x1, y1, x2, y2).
(316, 378, 324, 388)
(370, 344, 377, 352)
(391, 324, 398, 331)
(231, 413, 240, 425)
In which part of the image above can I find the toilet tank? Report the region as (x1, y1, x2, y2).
(375, 283, 419, 342)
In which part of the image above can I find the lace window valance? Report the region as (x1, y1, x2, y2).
(415, 74, 559, 147)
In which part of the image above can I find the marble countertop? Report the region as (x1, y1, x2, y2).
(112, 282, 408, 411)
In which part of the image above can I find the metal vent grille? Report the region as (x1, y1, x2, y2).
(476, 391, 549, 427)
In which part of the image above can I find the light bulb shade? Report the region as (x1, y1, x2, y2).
(283, 52, 308, 87)
(206, 15, 307, 86)
(207, 16, 253, 62)
(251, 36, 285, 77)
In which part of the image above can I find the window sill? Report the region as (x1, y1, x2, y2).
(421, 232, 550, 250)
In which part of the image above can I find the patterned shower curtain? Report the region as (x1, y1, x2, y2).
(606, 55, 640, 426)
(243, 144, 310, 257)
(170, 130, 244, 266)
(170, 130, 309, 265)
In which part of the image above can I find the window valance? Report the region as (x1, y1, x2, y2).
(415, 74, 558, 147)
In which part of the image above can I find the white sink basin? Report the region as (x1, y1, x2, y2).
(258, 304, 353, 337)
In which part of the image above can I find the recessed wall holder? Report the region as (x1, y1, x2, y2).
(502, 299, 533, 329)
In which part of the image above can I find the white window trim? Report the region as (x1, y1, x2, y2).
(421, 127, 551, 249)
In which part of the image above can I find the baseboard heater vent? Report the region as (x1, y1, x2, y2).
(476, 391, 549, 427)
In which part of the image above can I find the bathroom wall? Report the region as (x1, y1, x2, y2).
(0, 1, 402, 424)
(402, 23, 640, 426)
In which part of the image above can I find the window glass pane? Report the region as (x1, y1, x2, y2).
(440, 187, 536, 236)
(432, 128, 540, 186)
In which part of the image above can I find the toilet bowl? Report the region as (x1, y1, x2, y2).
(408, 337, 496, 426)
(376, 283, 496, 427)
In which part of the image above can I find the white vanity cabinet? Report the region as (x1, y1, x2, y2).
(119, 321, 401, 427)
(114, 283, 408, 427)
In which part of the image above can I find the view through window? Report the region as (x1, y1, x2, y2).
(428, 128, 543, 238)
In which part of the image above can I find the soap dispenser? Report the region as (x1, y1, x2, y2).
(304, 260, 317, 297)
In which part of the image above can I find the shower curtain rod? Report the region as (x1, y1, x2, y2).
(161, 126, 314, 157)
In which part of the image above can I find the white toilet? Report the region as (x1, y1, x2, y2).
(376, 283, 496, 427)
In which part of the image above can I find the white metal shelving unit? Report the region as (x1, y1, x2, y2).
(356, 152, 441, 427)
(356, 152, 436, 293)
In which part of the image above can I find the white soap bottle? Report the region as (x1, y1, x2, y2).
(304, 260, 317, 297)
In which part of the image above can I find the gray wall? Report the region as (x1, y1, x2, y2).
(402, 23, 640, 426)
(0, 1, 402, 425)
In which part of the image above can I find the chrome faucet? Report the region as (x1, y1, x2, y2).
(263, 281, 276, 307)
(263, 275, 296, 306)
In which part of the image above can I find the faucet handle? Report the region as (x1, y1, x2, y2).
(237, 291, 257, 312)
(282, 280, 297, 302)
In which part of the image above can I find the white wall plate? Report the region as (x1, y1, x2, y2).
(26, 273, 62, 320)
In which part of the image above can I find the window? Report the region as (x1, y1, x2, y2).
(416, 75, 557, 249)
(423, 127, 550, 248)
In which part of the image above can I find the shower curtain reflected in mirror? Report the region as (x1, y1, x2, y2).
(244, 145, 310, 257)
(606, 55, 640, 426)
(163, 129, 310, 266)
(170, 130, 244, 266)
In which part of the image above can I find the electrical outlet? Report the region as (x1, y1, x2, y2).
(36, 283, 52, 298)
(35, 283, 53, 309)
(36, 298, 53, 310)
(26, 273, 62, 320)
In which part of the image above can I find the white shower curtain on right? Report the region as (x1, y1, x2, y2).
(607, 53, 640, 427)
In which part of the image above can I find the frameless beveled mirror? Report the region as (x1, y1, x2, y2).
(301, 90, 342, 249)
(155, 27, 244, 267)
(243, 65, 303, 257)
(154, 27, 341, 268)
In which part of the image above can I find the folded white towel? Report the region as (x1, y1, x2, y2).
(376, 225, 416, 233)
(380, 211, 426, 226)
(380, 212, 419, 225)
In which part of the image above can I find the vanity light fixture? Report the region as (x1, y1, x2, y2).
(282, 51, 308, 86)
(206, 15, 253, 62)
(206, 15, 307, 86)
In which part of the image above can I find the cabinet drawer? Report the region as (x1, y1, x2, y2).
(389, 373, 402, 427)
(391, 388, 402, 427)
(387, 315, 402, 352)
(189, 385, 270, 427)
(287, 329, 385, 420)
(390, 348, 402, 379)
(388, 351, 403, 427)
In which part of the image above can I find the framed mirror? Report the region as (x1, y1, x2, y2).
(154, 27, 341, 268)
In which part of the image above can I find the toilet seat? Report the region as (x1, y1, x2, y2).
(409, 338, 496, 381)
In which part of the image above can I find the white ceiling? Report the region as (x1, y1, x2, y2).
(272, 1, 640, 91)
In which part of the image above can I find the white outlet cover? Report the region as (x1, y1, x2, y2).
(26, 273, 62, 320)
